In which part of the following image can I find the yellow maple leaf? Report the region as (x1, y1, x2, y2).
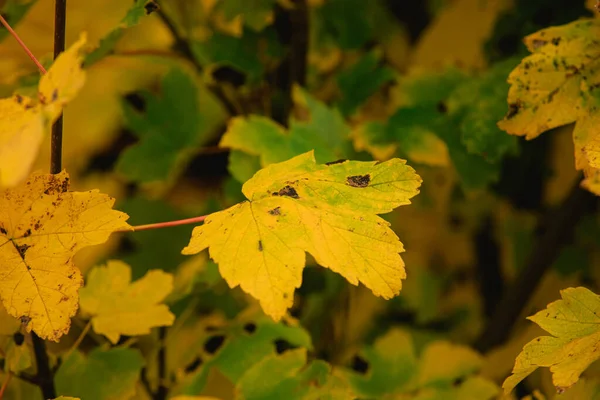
(503, 287, 600, 394)
(497, 19, 600, 194)
(182, 151, 421, 320)
(0, 171, 130, 341)
(79, 260, 175, 344)
(0, 34, 87, 188)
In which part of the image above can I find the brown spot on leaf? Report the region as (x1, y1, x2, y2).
(268, 207, 281, 216)
(505, 103, 521, 120)
(23, 229, 31, 237)
(274, 185, 299, 199)
(0, 226, 6, 235)
(258, 240, 263, 251)
(346, 174, 371, 188)
(16, 244, 30, 259)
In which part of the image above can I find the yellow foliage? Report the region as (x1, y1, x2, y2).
(0, 171, 130, 341)
(0, 35, 86, 188)
(182, 151, 421, 320)
(79, 260, 175, 344)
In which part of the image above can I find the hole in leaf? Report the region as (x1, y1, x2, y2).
(274, 338, 298, 354)
(184, 356, 203, 373)
(123, 92, 146, 112)
(204, 335, 226, 355)
(346, 174, 371, 188)
(243, 323, 257, 334)
(144, 1, 159, 14)
(350, 355, 369, 374)
(13, 332, 24, 346)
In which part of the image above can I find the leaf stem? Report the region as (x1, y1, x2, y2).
(0, 372, 11, 400)
(0, 14, 47, 74)
(120, 215, 207, 233)
(50, 0, 67, 175)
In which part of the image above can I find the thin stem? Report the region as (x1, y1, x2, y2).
(0, 373, 11, 400)
(0, 14, 47, 74)
(50, 0, 67, 175)
(118, 215, 207, 233)
(65, 320, 91, 357)
(155, 327, 168, 400)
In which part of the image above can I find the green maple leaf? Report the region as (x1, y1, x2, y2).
(182, 151, 421, 320)
(236, 348, 354, 400)
(346, 328, 498, 399)
(55, 348, 144, 400)
(504, 287, 600, 394)
(116, 68, 213, 183)
(222, 87, 355, 183)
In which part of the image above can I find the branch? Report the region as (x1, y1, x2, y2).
(115, 215, 207, 233)
(0, 14, 46, 74)
(155, 327, 168, 400)
(31, 333, 56, 399)
(270, 0, 309, 125)
(50, 0, 67, 175)
(475, 180, 597, 353)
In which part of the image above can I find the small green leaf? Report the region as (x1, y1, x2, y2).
(336, 51, 396, 116)
(116, 68, 209, 183)
(85, 0, 157, 66)
(55, 348, 144, 400)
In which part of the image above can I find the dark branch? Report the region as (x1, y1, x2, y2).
(155, 327, 168, 400)
(50, 0, 67, 175)
(31, 333, 56, 399)
(475, 179, 597, 353)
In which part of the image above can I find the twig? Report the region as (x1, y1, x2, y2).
(116, 215, 207, 233)
(0, 14, 47, 74)
(65, 320, 91, 357)
(475, 180, 597, 353)
(50, 0, 67, 175)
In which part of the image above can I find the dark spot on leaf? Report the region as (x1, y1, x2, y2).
(243, 323, 257, 334)
(124, 92, 146, 112)
(13, 332, 24, 346)
(204, 335, 226, 354)
(346, 174, 371, 188)
(20, 316, 31, 325)
(274, 338, 298, 354)
(551, 37, 561, 46)
(204, 325, 219, 332)
(16, 244, 30, 259)
(505, 103, 521, 120)
(452, 377, 466, 386)
(0, 226, 6, 235)
(350, 355, 369, 374)
(258, 240, 263, 251)
(325, 159, 347, 166)
(531, 39, 547, 49)
(274, 185, 299, 199)
(144, 1, 159, 14)
(436, 101, 448, 114)
(15, 94, 23, 104)
(23, 229, 31, 237)
(212, 66, 246, 88)
(184, 356, 202, 373)
(52, 89, 58, 102)
(268, 207, 281, 216)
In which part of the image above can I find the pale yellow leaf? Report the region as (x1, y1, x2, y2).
(79, 260, 175, 344)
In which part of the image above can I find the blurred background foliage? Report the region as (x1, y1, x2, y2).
(1, 0, 600, 399)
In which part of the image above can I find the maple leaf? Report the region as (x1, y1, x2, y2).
(0, 34, 86, 188)
(503, 287, 600, 394)
(0, 171, 130, 341)
(79, 260, 175, 344)
(496, 19, 600, 193)
(182, 151, 421, 320)
(346, 328, 498, 399)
